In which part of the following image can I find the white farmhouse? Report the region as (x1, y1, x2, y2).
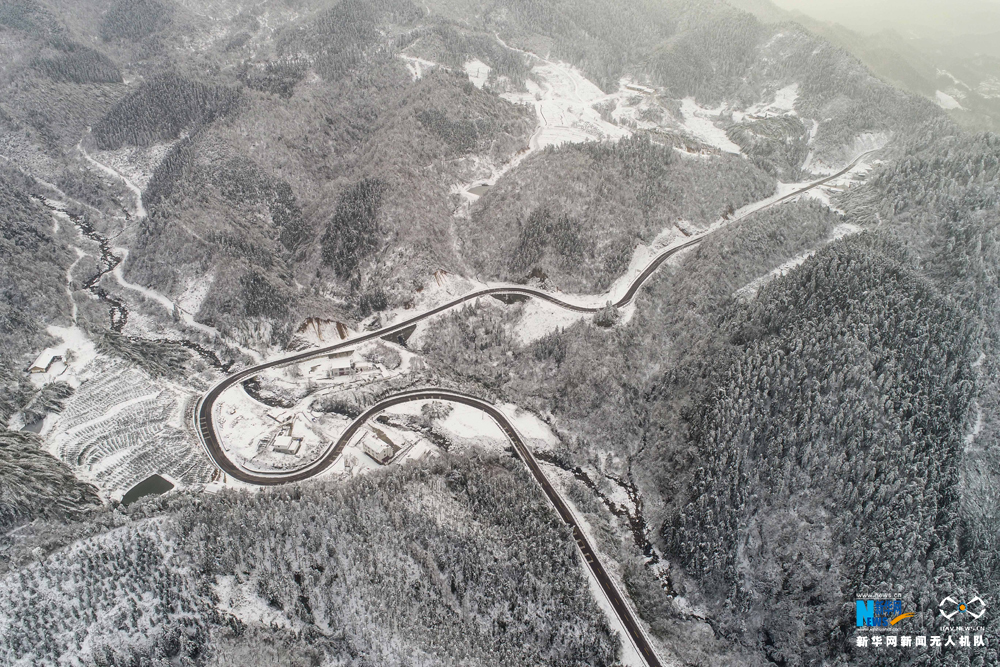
(326, 357, 356, 378)
(273, 436, 304, 455)
(27, 349, 63, 374)
(362, 435, 394, 464)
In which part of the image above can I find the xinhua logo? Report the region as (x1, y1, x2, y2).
(940, 596, 987, 620)
(857, 599, 916, 627)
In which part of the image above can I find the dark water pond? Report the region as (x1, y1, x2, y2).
(122, 474, 174, 506)
(21, 418, 44, 434)
(468, 184, 490, 196)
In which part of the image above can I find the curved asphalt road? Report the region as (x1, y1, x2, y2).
(193, 151, 875, 666)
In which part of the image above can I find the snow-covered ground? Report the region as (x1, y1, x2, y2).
(771, 82, 799, 113)
(380, 400, 508, 451)
(514, 298, 592, 345)
(215, 575, 301, 632)
(399, 54, 438, 80)
(732, 82, 800, 123)
(436, 402, 506, 443)
(30, 325, 100, 391)
(498, 403, 562, 451)
(679, 98, 741, 154)
(464, 59, 491, 89)
(501, 61, 630, 151)
(175, 273, 214, 316)
(936, 90, 964, 110)
(85, 141, 175, 191)
(77, 141, 146, 219)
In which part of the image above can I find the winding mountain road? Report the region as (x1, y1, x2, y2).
(193, 150, 875, 667)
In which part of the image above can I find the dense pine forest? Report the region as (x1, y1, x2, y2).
(0, 456, 618, 666)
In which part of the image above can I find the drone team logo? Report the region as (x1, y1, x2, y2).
(853, 593, 990, 651)
(856, 599, 916, 627)
(940, 596, 987, 621)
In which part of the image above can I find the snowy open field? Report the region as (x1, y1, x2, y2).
(46, 355, 214, 500)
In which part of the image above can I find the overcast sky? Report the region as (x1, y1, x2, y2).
(767, 0, 1000, 37)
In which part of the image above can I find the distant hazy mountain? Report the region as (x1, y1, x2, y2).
(732, 0, 1000, 130)
(767, 0, 1000, 39)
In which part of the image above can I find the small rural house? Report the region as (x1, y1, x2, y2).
(363, 436, 393, 464)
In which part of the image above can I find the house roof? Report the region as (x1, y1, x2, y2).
(365, 438, 393, 456)
(28, 348, 62, 371)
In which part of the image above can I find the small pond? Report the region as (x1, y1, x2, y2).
(121, 474, 175, 506)
(21, 417, 44, 434)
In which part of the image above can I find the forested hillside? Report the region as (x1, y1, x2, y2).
(0, 167, 103, 549)
(0, 167, 70, 423)
(0, 431, 100, 538)
(671, 233, 976, 664)
(0, 456, 618, 667)
(0, 0, 941, 350)
(1, 0, 998, 665)
(422, 161, 1000, 664)
(462, 136, 775, 291)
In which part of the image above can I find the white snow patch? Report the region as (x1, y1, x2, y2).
(176, 273, 214, 316)
(214, 575, 301, 631)
(436, 402, 506, 442)
(78, 141, 146, 219)
(515, 298, 590, 345)
(37, 325, 99, 390)
(936, 90, 964, 110)
(112, 247, 223, 340)
(498, 403, 561, 451)
(965, 403, 983, 447)
(772, 83, 799, 112)
(743, 83, 799, 119)
(679, 98, 741, 154)
(830, 222, 862, 239)
(399, 55, 438, 80)
(500, 59, 629, 151)
(464, 59, 491, 89)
